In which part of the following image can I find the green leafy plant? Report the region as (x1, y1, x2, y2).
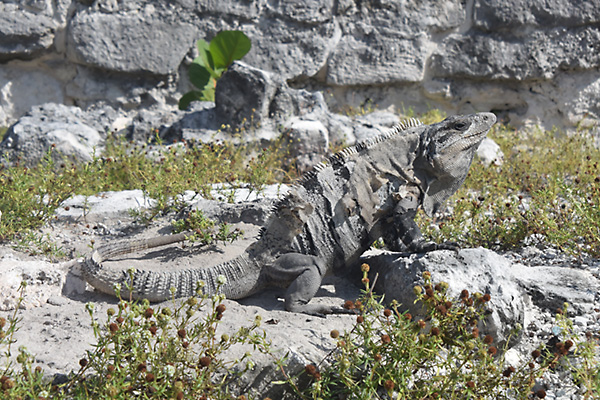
(2, 273, 599, 399)
(179, 30, 252, 109)
(1, 277, 271, 399)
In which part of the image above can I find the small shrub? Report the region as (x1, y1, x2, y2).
(419, 122, 600, 257)
(1, 279, 271, 399)
(283, 268, 600, 399)
(172, 209, 242, 246)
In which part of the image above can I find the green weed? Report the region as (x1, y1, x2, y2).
(419, 122, 600, 257)
(0, 131, 294, 245)
(179, 30, 251, 108)
(172, 209, 243, 246)
(1, 278, 271, 400)
(284, 267, 600, 399)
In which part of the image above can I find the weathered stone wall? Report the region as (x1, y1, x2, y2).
(1, 0, 599, 132)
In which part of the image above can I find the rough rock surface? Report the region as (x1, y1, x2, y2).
(0, 103, 126, 166)
(361, 248, 526, 348)
(0, 0, 598, 134)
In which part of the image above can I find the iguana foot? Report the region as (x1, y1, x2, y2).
(286, 303, 354, 318)
(408, 239, 460, 253)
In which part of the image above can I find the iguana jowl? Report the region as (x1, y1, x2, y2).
(83, 113, 496, 315)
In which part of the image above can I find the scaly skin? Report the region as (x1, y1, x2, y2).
(82, 112, 496, 315)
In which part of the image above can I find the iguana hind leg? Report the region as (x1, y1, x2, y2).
(267, 253, 345, 317)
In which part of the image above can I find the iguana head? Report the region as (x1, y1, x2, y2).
(416, 112, 497, 216)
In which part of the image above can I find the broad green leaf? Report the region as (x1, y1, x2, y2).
(196, 39, 213, 69)
(196, 39, 220, 79)
(178, 90, 204, 110)
(209, 30, 251, 69)
(188, 63, 211, 90)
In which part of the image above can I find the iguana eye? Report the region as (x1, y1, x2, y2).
(453, 121, 470, 131)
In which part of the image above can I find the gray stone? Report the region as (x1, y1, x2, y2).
(267, 0, 335, 23)
(66, 3, 198, 75)
(0, 0, 599, 136)
(355, 110, 400, 128)
(476, 137, 503, 166)
(215, 61, 329, 130)
(0, 1, 69, 61)
(326, 113, 355, 145)
(57, 190, 156, 223)
(198, 0, 263, 19)
(361, 248, 526, 347)
(241, 17, 340, 80)
(430, 27, 600, 81)
(0, 103, 123, 167)
(215, 62, 281, 128)
(282, 117, 329, 173)
(0, 61, 69, 127)
(271, 89, 329, 126)
(64, 64, 173, 110)
(326, 1, 467, 85)
(474, 0, 600, 30)
(512, 265, 599, 314)
(352, 111, 401, 143)
(128, 108, 189, 143)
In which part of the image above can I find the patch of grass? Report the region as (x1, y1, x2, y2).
(172, 209, 243, 246)
(0, 131, 295, 244)
(2, 271, 598, 399)
(283, 267, 600, 399)
(1, 278, 271, 399)
(419, 123, 600, 257)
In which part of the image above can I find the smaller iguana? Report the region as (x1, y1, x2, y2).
(83, 112, 496, 315)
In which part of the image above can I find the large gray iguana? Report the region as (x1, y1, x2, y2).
(82, 112, 496, 315)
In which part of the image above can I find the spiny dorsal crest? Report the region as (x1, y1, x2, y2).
(260, 117, 423, 239)
(296, 117, 422, 185)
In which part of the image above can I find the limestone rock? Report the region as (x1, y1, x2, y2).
(0, 0, 70, 61)
(215, 62, 281, 129)
(353, 111, 401, 142)
(0, 0, 599, 137)
(241, 16, 340, 80)
(66, 3, 197, 75)
(474, 0, 600, 30)
(326, 0, 467, 85)
(430, 28, 600, 81)
(361, 248, 526, 347)
(476, 137, 503, 166)
(215, 61, 329, 129)
(0, 103, 123, 166)
(282, 117, 329, 173)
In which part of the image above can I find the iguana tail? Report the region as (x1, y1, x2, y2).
(82, 234, 264, 302)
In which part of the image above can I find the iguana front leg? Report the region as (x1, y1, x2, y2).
(266, 254, 347, 317)
(390, 208, 459, 252)
(384, 189, 459, 252)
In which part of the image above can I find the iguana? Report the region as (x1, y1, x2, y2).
(82, 112, 496, 315)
